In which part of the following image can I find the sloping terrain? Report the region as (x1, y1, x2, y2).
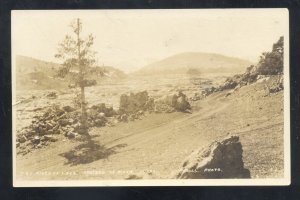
(133, 52, 252, 76)
(16, 77, 283, 180)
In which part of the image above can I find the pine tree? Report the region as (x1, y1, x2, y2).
(55, 18, 97, 138)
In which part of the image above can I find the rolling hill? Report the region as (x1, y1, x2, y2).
(133, 52, 252, 76)
(15, 55, 127, 90)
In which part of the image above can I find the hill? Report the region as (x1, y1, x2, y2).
(15, 55, 127, 90)
(15, 55, 65, 90)
(133, 52, 252, 76)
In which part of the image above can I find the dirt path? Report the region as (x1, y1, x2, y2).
(16, 96, 231, 180)
(16, 82, 284, 180)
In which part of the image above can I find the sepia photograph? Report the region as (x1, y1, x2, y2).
(12, 9, 290, 186)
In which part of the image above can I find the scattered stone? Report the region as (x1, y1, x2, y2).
(125, 174, 143, 180)
(221, 79, 238, 90)
(58, 119, 69, 126)
(137, 110, 144, 116)
(46, 92, 57, 99)
(269, 86, 282, 93)
(175, 135, 250, 179)
(190, 93, 202, 101)
(119, 114, 128, 122)
(66, 132, 76, 139)
(44, 135, 58, 142)
(225, 89, 234, 97)
(93, 117, 107, 127)
(63, 105, 76, 112)
(128, 114, 136, 121)
(256, 76, 270, 83)
(32, 136, 40, 144)
(18, 135, 27, 143)
(90, 103, 117, 117)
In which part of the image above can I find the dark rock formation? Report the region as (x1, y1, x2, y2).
(46, 92, 57, 99)
(119, 91, 154, 114)
(16, 103, 114, 155)
(154, 91, 191, 113)
(175, 135, 250, 179)
(90, 103, 116, 117)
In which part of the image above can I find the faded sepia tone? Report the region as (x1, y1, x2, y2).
(12, 9, 290, 186)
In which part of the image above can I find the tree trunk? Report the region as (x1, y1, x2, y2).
(80, 85, 88, 134)
(76, 18, 89, 137)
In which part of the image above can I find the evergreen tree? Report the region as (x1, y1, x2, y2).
(55, 18, 97, 137)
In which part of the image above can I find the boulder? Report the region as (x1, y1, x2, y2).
(136, 110, 144, 116)
(119, 114, 128, 122)
(62, 105, 76, 112)
(175, 96, 191, 111)
(203, 87, 216, 96)
(66, 131, 76, 139)
(128, 114, 137, 121)
(18, 135, 27, 143)
(90, 103, 116, 117)
(175, 135, 250, 179)
(154, 91, 191, 112)
(58, 119, 69, 126)
(279, 76, 284, 88)
(93, 117, 107, 127)
(32, 136, 40, 144)
(44, 135, 58, 142)
(46, 92, 57, 99)
(119, 91, 149, 114)
(221, 80, 238, 90)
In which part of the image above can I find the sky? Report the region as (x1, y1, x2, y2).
(12, 9, 288, 73)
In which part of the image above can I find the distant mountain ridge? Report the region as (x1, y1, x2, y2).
(133, 52, 252, 76)
(15, 55, 127, 90)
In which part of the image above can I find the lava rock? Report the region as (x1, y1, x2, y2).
(175, 135, 250, 179)
(32, 136, 40, 144)
(44, 135, 58, 142)
(119, 91, 150, 114)
(62, 105, 76, 112)
(18, 135, 27, 143)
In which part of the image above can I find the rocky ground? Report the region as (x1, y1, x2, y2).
(15, 74, 284, 180)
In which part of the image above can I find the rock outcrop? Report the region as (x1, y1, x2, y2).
(154, 91, 191, 113)
(175, 135, 250, 179)
(119, 91, 154, 114)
